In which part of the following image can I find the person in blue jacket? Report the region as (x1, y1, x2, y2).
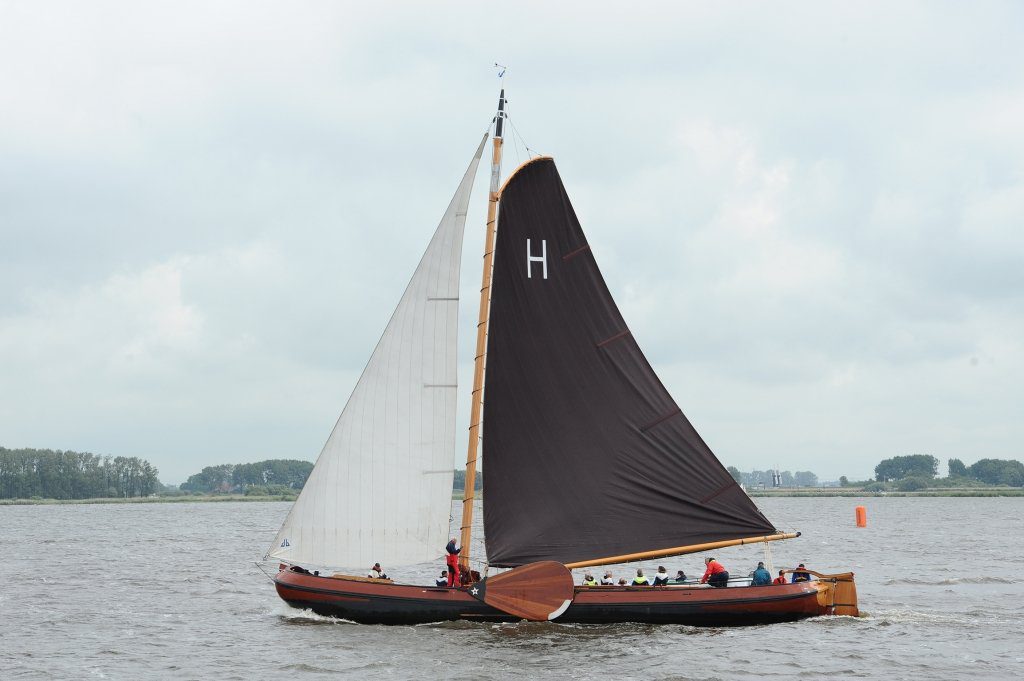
(750, 561, 772, 586)
(791, 563, 812, 583)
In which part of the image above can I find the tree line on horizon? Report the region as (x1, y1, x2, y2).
(724, 454, 1024, 492)
(11, 443, 1019, 501)
(0, 447, 161, 500)
(179, 464, 483, 494)
(869, 454, 1024, 490)
(1, 444, 485, 499)
(178, 460, 315, 494)
(452, 469, 483, 491)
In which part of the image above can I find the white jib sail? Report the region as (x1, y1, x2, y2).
(267, 134, 487, 570)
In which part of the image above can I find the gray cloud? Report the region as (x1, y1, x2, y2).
(2, 2, 1022, 482)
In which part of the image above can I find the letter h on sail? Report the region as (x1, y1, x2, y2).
(526, 238, 548, 279)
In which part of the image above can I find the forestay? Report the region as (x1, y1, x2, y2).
(482, 158, 778, 568)
(267, 135, 487, 569)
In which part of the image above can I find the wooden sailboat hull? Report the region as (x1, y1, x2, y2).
(273, 568, 854, 626)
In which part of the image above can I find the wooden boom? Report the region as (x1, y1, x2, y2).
(563, 532, 801, 570)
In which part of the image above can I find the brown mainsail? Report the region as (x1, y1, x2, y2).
(482, 157, 778, 568)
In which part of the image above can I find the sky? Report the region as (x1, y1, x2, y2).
(1, 1, 1022, 484)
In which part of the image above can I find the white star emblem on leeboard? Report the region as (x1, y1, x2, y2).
(471, 587, 479, 595)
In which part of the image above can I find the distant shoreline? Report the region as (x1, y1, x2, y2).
(747, 488, 1024, 498)
(5, 490, 478, 505)
(0, 494, 297, 506)
(4, 488, 1023, 506)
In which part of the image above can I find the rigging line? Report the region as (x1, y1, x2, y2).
(253, 561, 277, 583)
(511, 121, 522, 167)
(506, 115, 524, 156)
(503, 85, 522, 167)
(763, 540, 775, 576)
(506, 117, 537, 158)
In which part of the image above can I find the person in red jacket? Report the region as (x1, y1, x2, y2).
(700, 557, 730, 588)
(772, 569, 788, 585)
(444, 539, 460, 587)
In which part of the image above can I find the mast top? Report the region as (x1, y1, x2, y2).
(494, 88, 507, 139)
(493, 63, 507, 139)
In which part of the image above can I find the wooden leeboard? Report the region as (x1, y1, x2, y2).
(468, 561, 575, 621)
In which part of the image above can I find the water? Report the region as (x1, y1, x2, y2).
(1, 497, 1022, 679)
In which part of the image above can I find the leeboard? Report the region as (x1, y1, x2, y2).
(467, 561, 574, 621)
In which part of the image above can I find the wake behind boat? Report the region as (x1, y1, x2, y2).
(264, 84, 859, 625)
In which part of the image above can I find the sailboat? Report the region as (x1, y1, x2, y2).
(265, 86, 859, 625)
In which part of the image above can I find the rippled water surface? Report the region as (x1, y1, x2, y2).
(2, 497, 1022, 679)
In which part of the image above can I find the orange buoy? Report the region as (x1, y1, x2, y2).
(855, 505, 867, 527)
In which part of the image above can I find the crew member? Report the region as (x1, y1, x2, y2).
(600, 571, 615, 585)
(791, 563, 811, 583)
(670, 570, 688, 584)
(653, 566, 670, 586)
(750, 561, 772, 586)
(368, 562, 388, 579)
(700, 557, 729, 588)
(772, 569, 787, 585)
(436, 571, 448, 587)
(445, 538, 460, 587)
(582, 573, 598, 586)
(632, 569, 650, 586)
(459, 565, 474, 586)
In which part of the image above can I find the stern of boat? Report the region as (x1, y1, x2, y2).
(813, 572, 859, 617)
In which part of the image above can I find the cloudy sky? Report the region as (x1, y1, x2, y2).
(2, 1, 1021, 483)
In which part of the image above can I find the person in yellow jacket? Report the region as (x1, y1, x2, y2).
(631, 568, 650, 586)
(581, 573, 598, 586)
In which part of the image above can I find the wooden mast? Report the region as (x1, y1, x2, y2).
(459, 87, 506, 571)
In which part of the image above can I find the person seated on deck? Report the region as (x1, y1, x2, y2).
(617, 578, 628, 586)
(458, 566, 481, 586)
(653, 566, 670, 585)
(631, 569, 650, 586)
(700, 557, 729, 588)
(435, 570, 448, 587)
(773, 569, 787, 585)
(669, 570, 687, 584)
(791, 563, 812, 583)
(750, 561, 772, 586)
(600, 571, 615, 585)
(581, 573, 598, 586)
(368, 563, 388, 579)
